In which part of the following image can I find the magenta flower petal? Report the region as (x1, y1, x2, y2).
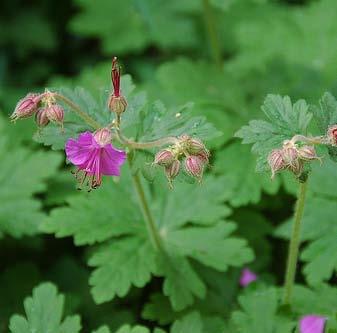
(65, 131, 95, 166)
(100, 144, 127, 176)
(300, 315, 326, 333)
(239, 268, 257, 287)
(65, 130, 126, 189)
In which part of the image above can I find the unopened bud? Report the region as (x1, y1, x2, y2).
(11, 93, 41, 121)
(94, 128, 112, 146)
(282, 141, 299, 167)
(195, 150, 210, 164)
(289, 159, 304, 176)
(154, 149, 175, 166)
(268, 149, 285, 178)
(327, 125, 337, 146)
(184, 155, 204, 179)
(165, 160, 180, 182)
(46, 104, 64, 124)
(298, 145, 320, 161)
(35, 108, 50, 127)
(187, 138, 207, 155)
(108, 95, 127, 115)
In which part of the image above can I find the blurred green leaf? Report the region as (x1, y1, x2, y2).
(9, 283, 81, 333)
(231, 287, 294, 333)
(0, 118, 62, 237)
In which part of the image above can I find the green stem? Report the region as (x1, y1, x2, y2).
(283, 180, 308, 305)
(116, 129, 178, 149)
(127, 155, 163, 251)
(202, 0, 222, 68)
(52, 93, 101, 129)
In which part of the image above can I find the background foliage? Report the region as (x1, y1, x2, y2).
(1, 0, 337, 332)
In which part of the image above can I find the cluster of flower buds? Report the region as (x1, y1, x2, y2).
(11, 90, 64, 129)
(108, 57, 127, 119)
(268, 140, 320, 179)
(154, 135, 210, 187)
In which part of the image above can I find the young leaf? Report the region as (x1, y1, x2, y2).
(235, 94, 312, 171)
(9, 282, 81, 333)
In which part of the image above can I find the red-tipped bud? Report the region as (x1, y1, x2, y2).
(165, 160, 180, 182)
(108, 95, 127, 115)
(154, 149, 175, 166)
(94, 128, 112, 146)
(35, 108, 50, 127)
(184, 155, 204, 179)
(11, 93, 41, 121)
(327, 125, 337, 146)
(268, 149, 285, 178)
(46, 104, 64, 124)
(298, 145, 320, 161)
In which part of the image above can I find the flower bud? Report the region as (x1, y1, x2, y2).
(184, 155, 204, 179)
(94, 128, 112, 146)
(35, 108, 50, 127)
(298, 145, 320, 161)
(196, 150, 210, 164)
(154, 149, 175, 166)
(46, 104, 64, 124)
(187, 138, 207, 155)
(108, 95, 128, 115)
(11, 93, 41, 121)
(268, 149, 285, 178)
(165, 160, 180, 182)
(327, 124, 337, 146)
(282, 143, 299, 168)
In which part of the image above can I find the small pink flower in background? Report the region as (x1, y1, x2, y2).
(299, 315, 326, 333)
(65, 129, 126, 190)
(239, 268, 257, 287)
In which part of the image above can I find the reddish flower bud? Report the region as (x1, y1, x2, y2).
(298, 145, 320, 161)
(282, 141, 299, 167)
(154, 149, 175, 166)
(94, 128, 112, 146)
(268, 149, 285, 178)
(165, 160, 180, 182)
(108, 95, 127, 115)
(11, 93, 41, 121)
(184, 155, 204, 179)
(327, 125, 337, 146)
(196, 150, 210, 164)
(35, 108, 50, 127)
(46, 104, 64, 124)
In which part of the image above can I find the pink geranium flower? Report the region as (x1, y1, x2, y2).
(299, 315, 326, 333)
(239, 268, 257, 287)
(65, 129, 126, 190)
